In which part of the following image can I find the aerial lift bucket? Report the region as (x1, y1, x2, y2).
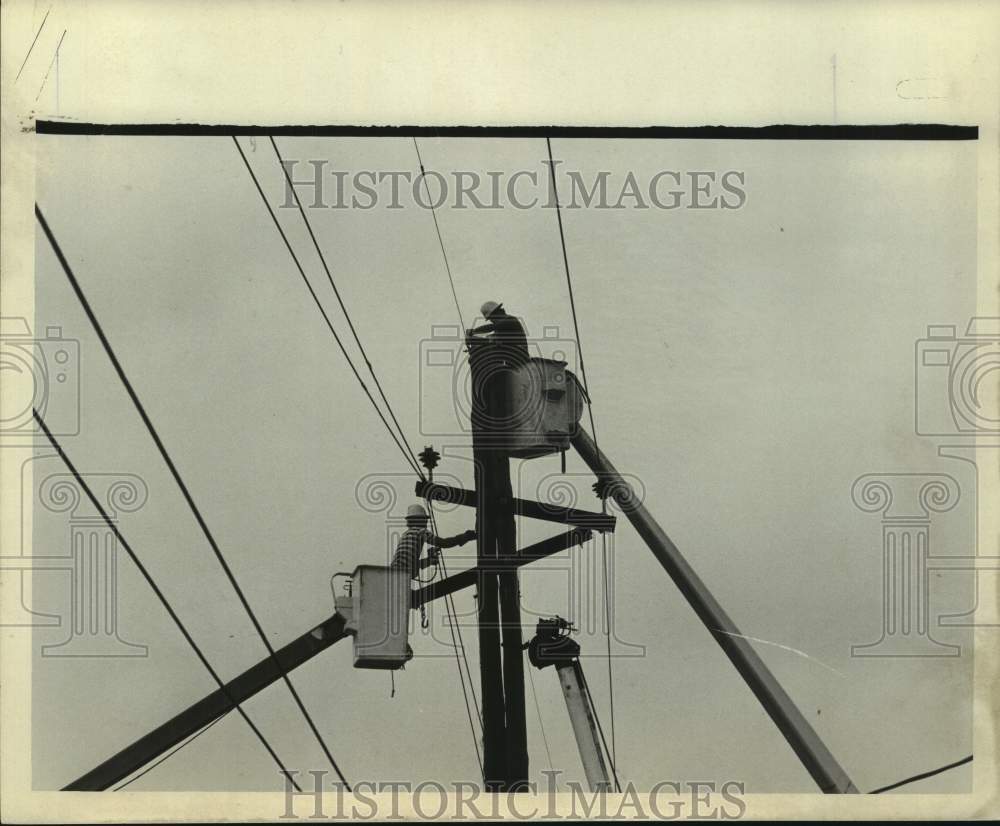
(332, 565, 412, 669)
(493, 357, 587, 458)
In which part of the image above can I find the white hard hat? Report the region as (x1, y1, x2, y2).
(480, 300, 503, 318)
(406, 504, 429, 519)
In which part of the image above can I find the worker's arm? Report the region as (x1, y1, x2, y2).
(416, 529, 474, 571)
(429, 529, 478, 550)
(467, 323, 497, 336)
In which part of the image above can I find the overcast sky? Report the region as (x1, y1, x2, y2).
(27, 133, 976, 793)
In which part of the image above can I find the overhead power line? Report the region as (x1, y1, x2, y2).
(425, 498, 484, 779)
(544, 137, 618, 775)
(870, 754, 973, 794)
(544, 138, 597, 443)
(14, 6, 50, 82)
(526, 665, 554, 772)
(35, 205, 350, 790)
(270, 136, 423, 475)
(114, 709, 234, 791)
(232, 136, 423, 480)
(412, 138, 466, 331)
(407, 143, 480, 759)
(33, 28, 66, 103)
(578, 655, 622, 792)
(31, 409, 296, 791)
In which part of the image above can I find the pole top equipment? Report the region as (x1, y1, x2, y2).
(528, 616, 580, 669)
(418, 445, 441, 476)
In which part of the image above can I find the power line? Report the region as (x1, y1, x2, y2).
(232, 136, 423, 480)
(599, 535, 617, 771)
(578, 660, 622, 792)
(441, 561, 483, 736)
(526, 665, 554, 772)
(427, 499, 479, 708)
(544, 137, 617, 773)
(35, 205, 350, 790)
(269, 136, 423, 475)
(14, 6, 50, 82)
(870, 754, 972, 794)
(33, 28, 65, 103)
(426, 498, 484, 778)
(409, 136, 479, 756)
(544, 137, 598, 442)
(31, 409, 297, 791)
(412, 138, 466, 331)
(114, 709, 234, 791)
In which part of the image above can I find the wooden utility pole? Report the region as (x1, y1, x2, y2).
(468, 340, 528, 791)
(469, 344, 508, 791)
(493, 423, 529, 788)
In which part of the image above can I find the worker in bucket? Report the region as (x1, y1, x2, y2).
(467, 300, 530, 366)
(390, 504, 476, 579)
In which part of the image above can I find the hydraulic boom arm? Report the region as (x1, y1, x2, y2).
(571, 428, 857, 794)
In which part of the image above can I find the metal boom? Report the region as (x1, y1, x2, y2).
(64, 613, 350, 791)
(66, 530, 590, 792)
(571, 427, 858, 794)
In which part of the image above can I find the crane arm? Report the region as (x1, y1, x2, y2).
(64, 613, 349, 791)
(571, 428, 858, 794)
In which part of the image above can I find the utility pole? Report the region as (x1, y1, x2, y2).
(494, 414, 529, 788)
(468, 337, 528, 791)
(469, 342, 509, 791)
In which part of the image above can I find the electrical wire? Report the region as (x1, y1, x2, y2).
(31, 409, 297, 791)
(425, 497, 484, 778)
(870, 754, 972, 794)
(599, 532, 616, 770)
(33, 28, 65, 103)
(412, 138, 466, 332)
(269, 136, 423, 475)
(232, 136, 423, 480)
(35, 205, 350, 790)
(439, 557, 483, 731)
(408, 137, 482, 759)
(544, 137, 617, 772)
(14, 6, 50, 82)
(114, 709, 234, 791)
(578, 660, 622, 792)
(544, 137, 598, 446)
(526, 664, 554, 772)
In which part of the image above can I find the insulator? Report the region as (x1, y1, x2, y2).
(418, 445, 441, 473)
(592, 477, 613, 501)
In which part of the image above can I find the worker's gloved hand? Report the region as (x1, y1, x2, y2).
(462, 529, 477, 544)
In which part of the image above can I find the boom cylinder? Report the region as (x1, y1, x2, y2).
(557, 661, 612, 792)
(571, 428, 858, 794)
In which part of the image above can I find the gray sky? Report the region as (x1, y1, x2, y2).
(29, 134, 976, 793)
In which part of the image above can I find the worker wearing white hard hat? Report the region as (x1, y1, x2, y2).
(468, 300, 530, 365)
(389, 503, 476, 579)
(480, 300, 504, 318)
